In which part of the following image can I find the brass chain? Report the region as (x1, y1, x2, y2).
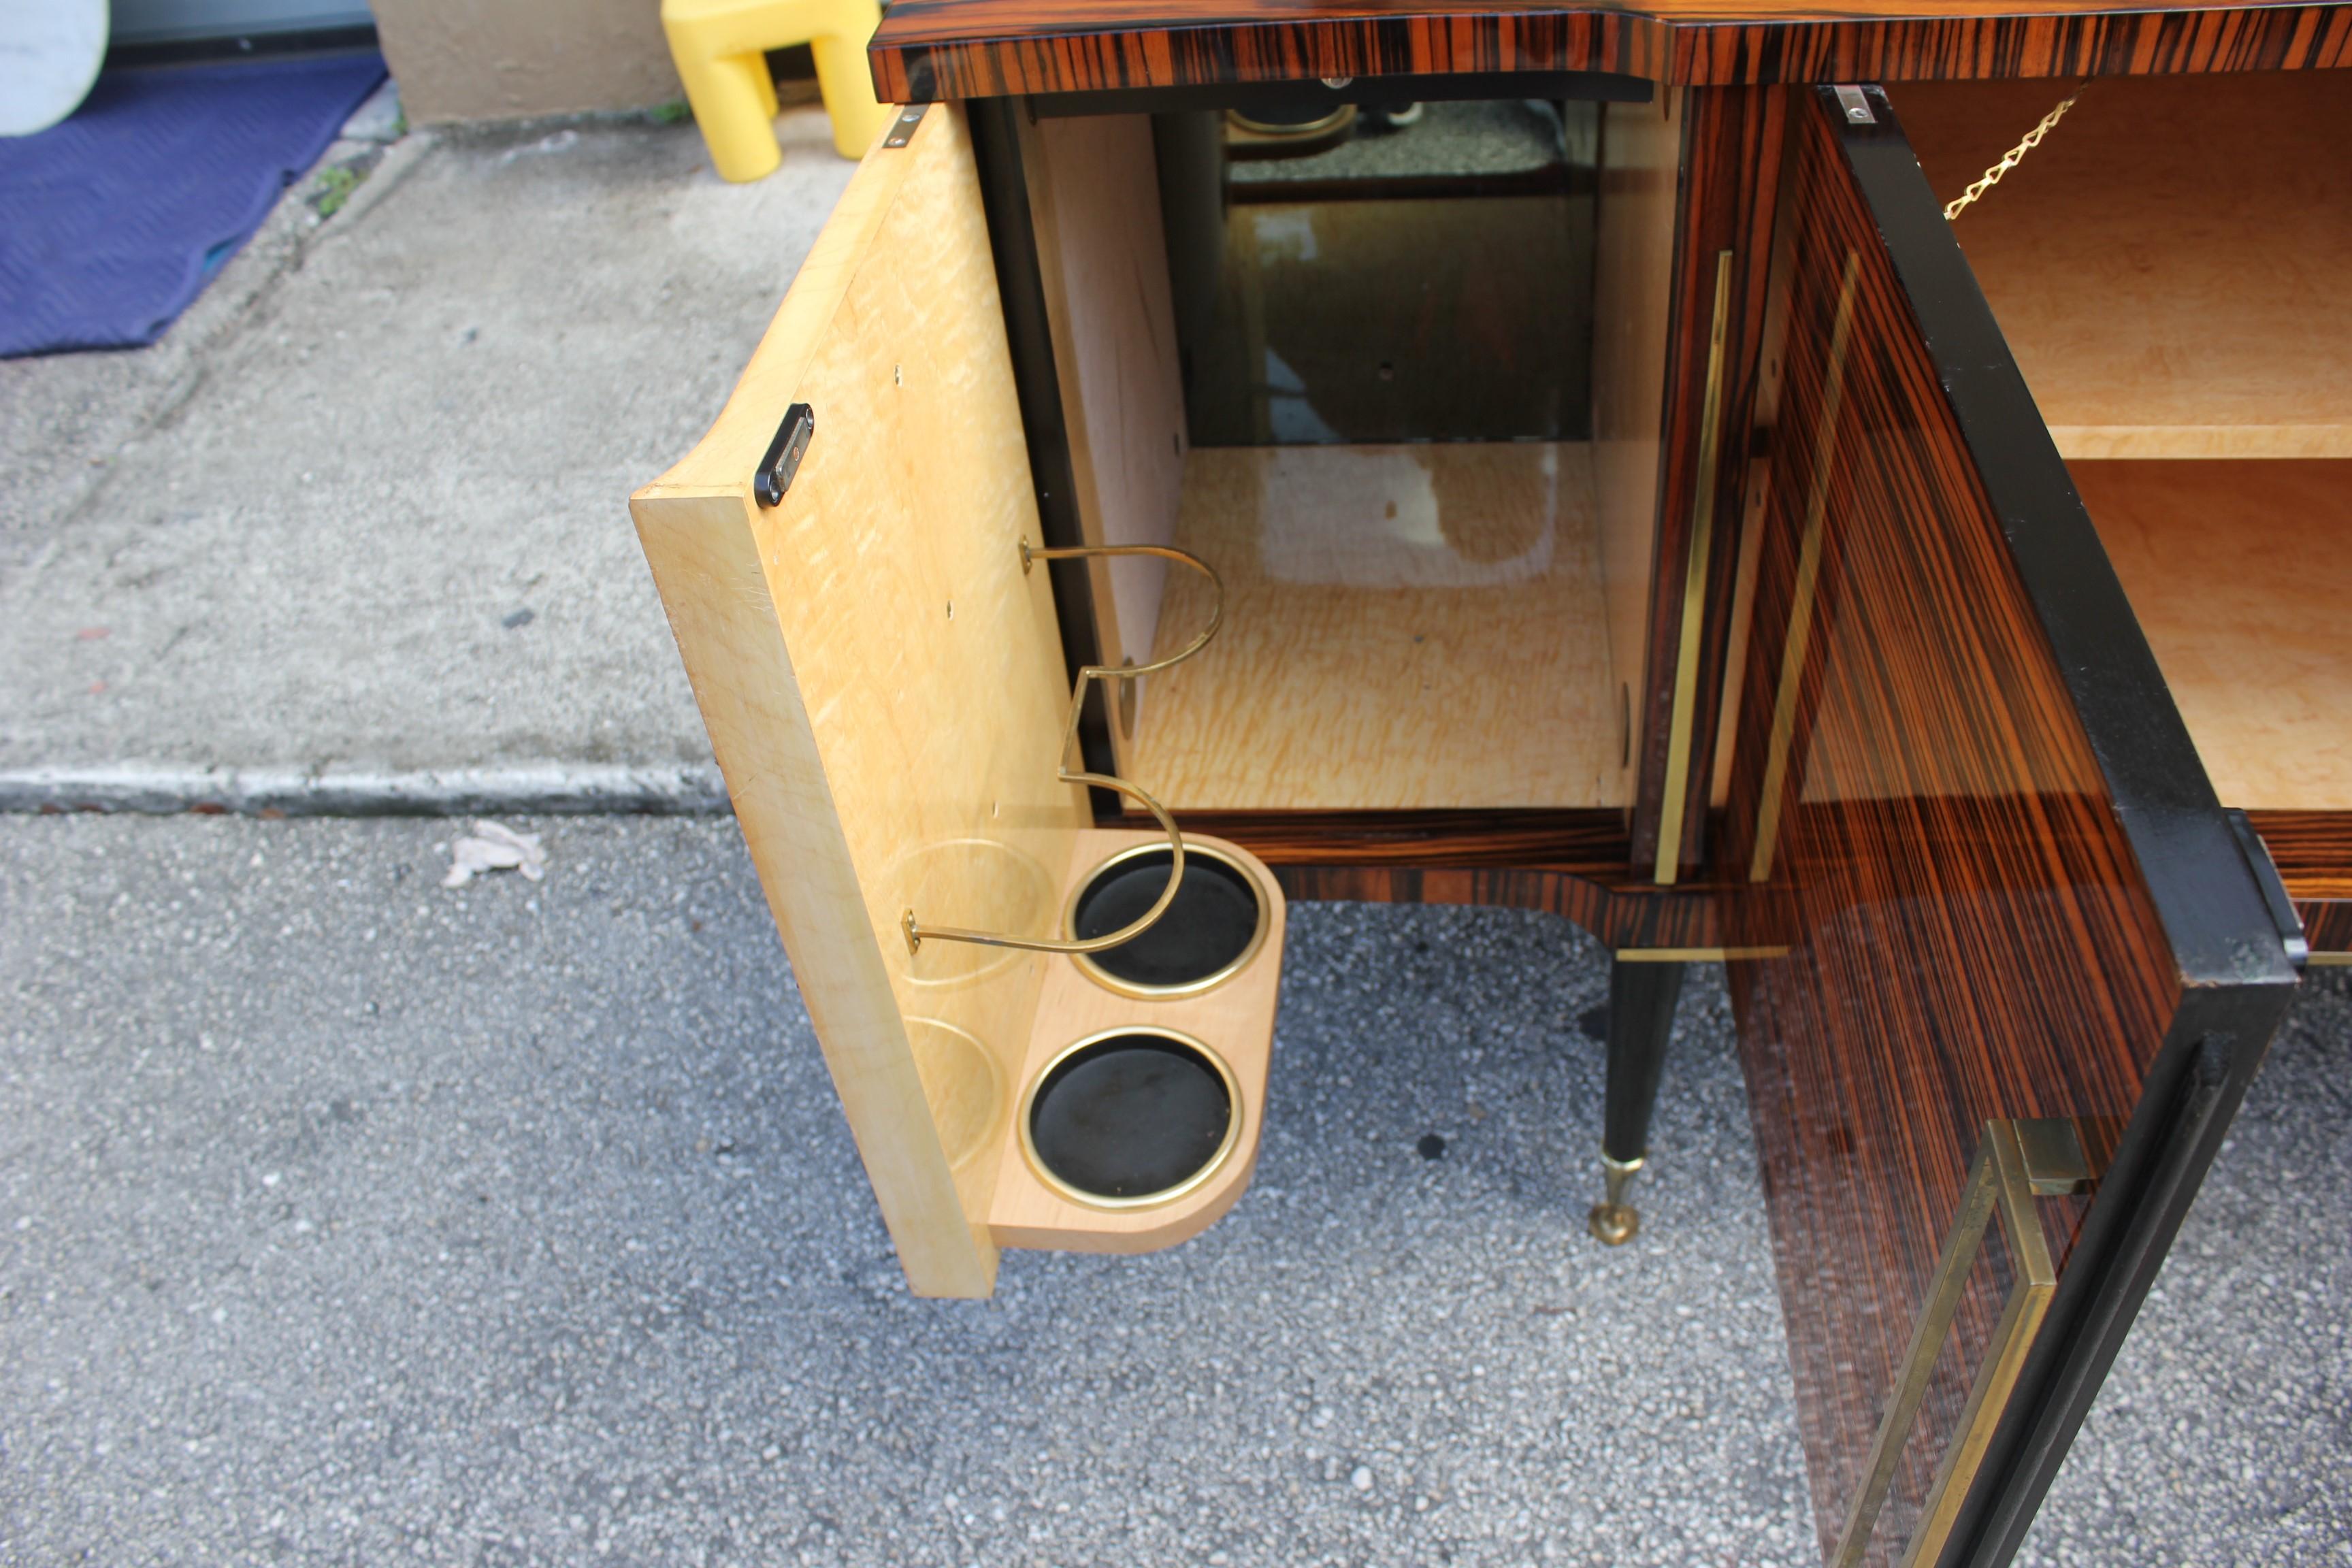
(1943, 84, 2088, 222)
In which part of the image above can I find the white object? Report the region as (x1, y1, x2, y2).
(442, 821, 549, 887)
(0, 0, 108, 137)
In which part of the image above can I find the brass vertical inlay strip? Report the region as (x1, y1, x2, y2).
(1653, 249, 1736, 885)
(1748, 250, 1862, 885)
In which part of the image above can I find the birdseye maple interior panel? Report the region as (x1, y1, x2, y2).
(1127, 442, 1629, 810)
(633, 105, 1068, 1299)
(634, 105, 1290, 1293)
(1895, 72, 2352, 460)
(1016, 110, 1188, 758)
(2068, 459, 2352, 811)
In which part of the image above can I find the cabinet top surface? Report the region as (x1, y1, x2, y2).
(870, 0, 2350, 98)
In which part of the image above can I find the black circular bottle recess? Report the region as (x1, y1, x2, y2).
(1028, 1034, 1234, 1202)
(1071, 848, 1263, 991)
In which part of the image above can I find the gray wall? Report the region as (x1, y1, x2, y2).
(370, 0, 684, 123)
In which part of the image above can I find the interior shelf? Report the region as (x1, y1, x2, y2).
(2074, 459, 2352, 811)
(1125, 441, 1630, 811)
(1896, 75, 2352, 460)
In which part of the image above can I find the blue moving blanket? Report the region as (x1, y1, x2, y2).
(1, 52, 387, 358)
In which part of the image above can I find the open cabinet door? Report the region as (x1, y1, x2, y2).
(631, 105, 1286, 1299)
(631, 105, 1075, 1298)
(1717, 87, 2300, 1568)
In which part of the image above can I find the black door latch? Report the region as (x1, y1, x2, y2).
(754, 403, 814, 508)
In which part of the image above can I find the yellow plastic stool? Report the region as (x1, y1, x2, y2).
(662, 0, 893, 178)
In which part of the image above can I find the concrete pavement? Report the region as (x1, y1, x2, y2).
(2, 815, 2347, 1565)
(1, 106, 852, 811)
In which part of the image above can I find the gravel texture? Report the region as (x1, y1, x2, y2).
(1, 815, 2345, 1565)
(2018, 968, 2352, 1567)
(0, 814, 1814, 1566)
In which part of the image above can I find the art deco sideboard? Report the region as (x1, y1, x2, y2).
(630, 7, 2349, 1563)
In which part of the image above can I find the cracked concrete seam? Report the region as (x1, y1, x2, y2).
(0, 762, 729, 817)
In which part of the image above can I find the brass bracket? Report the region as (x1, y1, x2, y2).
(1652, 249, 1735, 886)
(882, 103, 929, 150)
(1831, 1117, 2104, 1568)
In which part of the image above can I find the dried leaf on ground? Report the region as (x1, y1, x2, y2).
(442, 820, 546, 887)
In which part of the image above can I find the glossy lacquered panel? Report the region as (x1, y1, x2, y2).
(1124, 808, 1729, 949)
(873, 3, 1659, 100)
(1669, 4, 2352, 87)
(869, 0, 2352, 101)
(1631, 84, 1785, 878)
(1716, 86, 2293, 1567)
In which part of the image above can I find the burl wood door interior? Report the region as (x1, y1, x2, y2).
(1713, 86, 2299, 1568)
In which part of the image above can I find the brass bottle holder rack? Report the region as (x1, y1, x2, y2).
(902, 538, 1224, 958)
(878, 540, 1281, 1230)
(1832, 1117, 2105, 1568)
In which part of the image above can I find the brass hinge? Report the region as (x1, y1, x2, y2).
(883, 103, 929, 149)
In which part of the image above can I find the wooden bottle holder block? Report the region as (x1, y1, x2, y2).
(987, 828, 1286, 1254)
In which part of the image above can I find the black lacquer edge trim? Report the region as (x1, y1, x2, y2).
(1942, 982, 2292, 1568)
(966, 101, 1122, 816)
(1825, 83, 2293, 994)
(1025, 69, 1652, 117)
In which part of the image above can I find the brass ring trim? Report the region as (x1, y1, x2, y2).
(1061, 840, 1273, 1002)
(1016, 1026, 1244, 1212)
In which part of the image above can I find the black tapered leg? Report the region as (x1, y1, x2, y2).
(1588, 956, 1686, 1245)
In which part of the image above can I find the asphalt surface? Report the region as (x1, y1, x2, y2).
(3, 815, 2346, 1566)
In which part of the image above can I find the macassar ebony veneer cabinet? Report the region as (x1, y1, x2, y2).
(630, 9, 2347, 1565)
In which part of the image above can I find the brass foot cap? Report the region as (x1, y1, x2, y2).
(1587, 1201, 1639, 1246)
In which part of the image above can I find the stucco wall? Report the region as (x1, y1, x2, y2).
(372, 0, 683, 122)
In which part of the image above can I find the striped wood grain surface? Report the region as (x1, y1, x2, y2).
(870, 0, 2352, 99)
(1714, 87, 2191, 1566)
(1118, 808, 1727, 949)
